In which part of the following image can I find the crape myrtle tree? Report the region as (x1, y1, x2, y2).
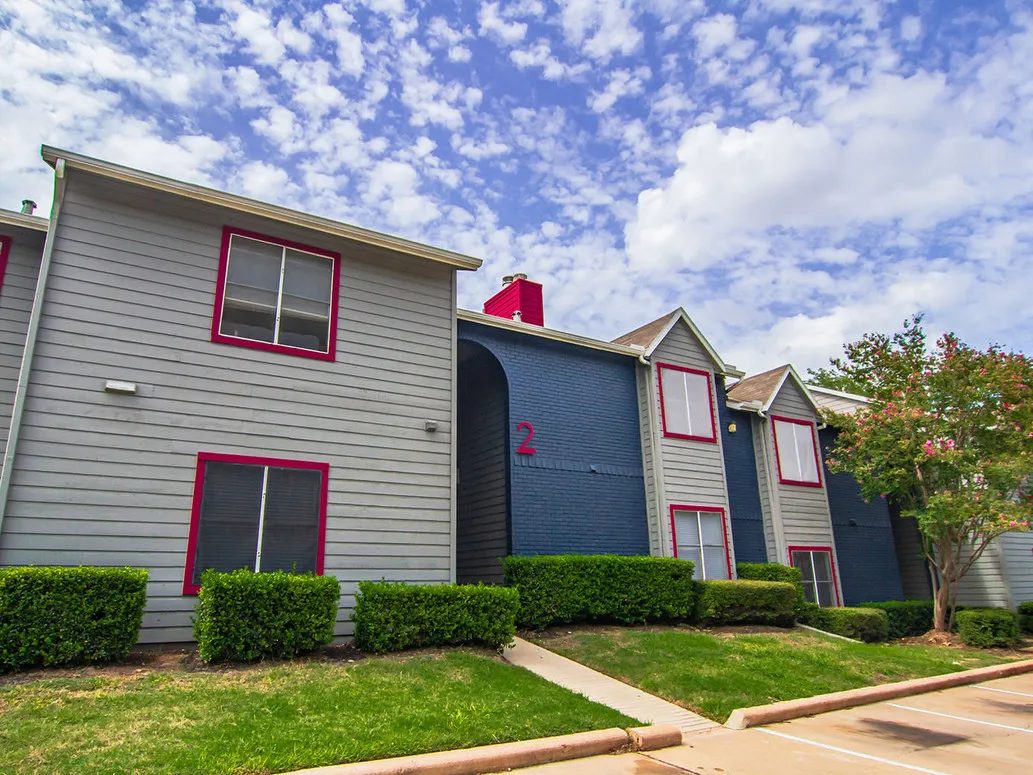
(810, 315, 1033, 632)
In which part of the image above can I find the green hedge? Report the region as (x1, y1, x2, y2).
(502, 555, 697, 629)
(352, 582, 518, 653)
(956, 608, 1021, 648)
(1018, 601, 1033, 635)
(801, 603, 889, 642)
(193, 570, 340, 662)
(697, 580, 796, 626)
(736, 562, 805, 614)
(0, 566, 148, 672)
(859, 600, 935, 640)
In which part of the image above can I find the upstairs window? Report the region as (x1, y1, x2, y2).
(183, 452, 329, 594)
(772, 415, 821, 486)
(671, 506, 730, 580)
(212, 227, 340, 360)
(658, 363, 716, 442)
(789, 547, 839, 607)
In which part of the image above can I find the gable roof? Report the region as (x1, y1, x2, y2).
(727, 364, 820, 414)
(806, 384, 870, 415)
(613, 308, 744, 377)
(0, 208, 49, 232)
(40, 146, 482, 271)
(458, 309, 645, 357)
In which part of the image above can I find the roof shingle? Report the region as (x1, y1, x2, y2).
(612, 310, 679, 349)
(726, 365, 789, 405)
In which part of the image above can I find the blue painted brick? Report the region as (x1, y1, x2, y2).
(718, 386, 768, 564)
(458, 320, 650, 556)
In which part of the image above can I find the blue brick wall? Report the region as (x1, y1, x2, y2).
(458, 320, 650, 556)
(820, 427, 904, 604)
(718, 385, 768, 564)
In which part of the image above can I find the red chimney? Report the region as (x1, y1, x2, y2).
(483, 273, 544, 327)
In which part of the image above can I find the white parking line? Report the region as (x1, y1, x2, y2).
(756, 729, 950, 774)
(888, 703, 1033, 733)
(973, 685, 1033, 699)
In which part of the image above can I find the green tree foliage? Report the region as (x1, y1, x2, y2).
(819, 315, 1033, 632)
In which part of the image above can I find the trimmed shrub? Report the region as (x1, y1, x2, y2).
(697, 580, 796, 627)
(502, 555, 698, 629)
(1018, 601, 1033, 635)
(801, 604, 889, 642)
(0, 566, 148, 672)
(736, 562, 805, 615)
(956, 608, 1021, 648)
(859, 600, 935, 640)
(194, 570, 340, 662)
(353, 582, 518, 653)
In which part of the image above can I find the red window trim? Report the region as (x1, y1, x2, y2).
(182, 451, 330, 595)
(0, 235, 11, 296)
(787, 545, 841, 607)
(657, 362, 718, 443)
(211, 226, 342, 362)
(668, 504, 732, 579)
(770, 414, 824, 488)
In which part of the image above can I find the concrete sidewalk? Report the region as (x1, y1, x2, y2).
(504, 638, 717, 735)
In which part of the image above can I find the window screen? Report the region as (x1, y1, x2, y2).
(219, 233, 334, 354)
(773, 418, 820, 484)
(791, 549, 837, 607)
(673, 509, 728, 580)
(189, 457, 325, 588)
(660, 366, 715, 440)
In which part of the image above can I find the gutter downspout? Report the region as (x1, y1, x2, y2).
(641, 353, 669, 557)
(0, 159, 67, 537)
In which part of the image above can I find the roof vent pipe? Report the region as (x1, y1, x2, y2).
(20, 200, 36, 215)
(502, 275, 514, 286)
(512, 310, 522, 322)
(513, 272, 527, 281)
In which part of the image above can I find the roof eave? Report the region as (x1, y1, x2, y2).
(40, 145, 483, 271)
(458, 309, 646, 357)
(644, 308, 742, 377)
(0, 209, 49, 232)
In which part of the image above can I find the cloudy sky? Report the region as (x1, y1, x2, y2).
(2, 0, 1030, 374)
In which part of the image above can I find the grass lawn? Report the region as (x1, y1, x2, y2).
(0, 649, 637, 775)
(535, 626, 1018, 723)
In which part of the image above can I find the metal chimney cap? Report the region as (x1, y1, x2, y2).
(513, 272, 528, 281)
(20, 199, 37, 215)
(502, 274, 515, 286)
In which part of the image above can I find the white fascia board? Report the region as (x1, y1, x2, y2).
(806, 384, 872, 403)
(644, 308, 745, 378)
(40, 145, 483, 271)
(458, 309, 646, 357)
(0, 209, 49, 232)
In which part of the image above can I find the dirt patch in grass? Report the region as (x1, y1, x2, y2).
(896, 631, 1033, 656)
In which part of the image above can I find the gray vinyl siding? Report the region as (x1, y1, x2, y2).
(1001, 531, 1033, 608)
(651, 322, 733, 568)
(955, 543, 1010, 609)
(810, 392, 865, 415)
(0, 171, 456, 643)
(636, 364, 662, 556)
(753, 415, 777, 563)
(0, 226, 44, 469)
(768, 382, 836, 553)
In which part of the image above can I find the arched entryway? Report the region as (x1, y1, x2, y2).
(456, 339, 510, 583)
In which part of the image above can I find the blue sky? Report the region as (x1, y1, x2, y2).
(2, 0, 1030, 374)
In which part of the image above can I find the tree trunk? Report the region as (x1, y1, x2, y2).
(934, 577, 951, 632)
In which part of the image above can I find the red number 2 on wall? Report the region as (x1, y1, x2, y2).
(516, 421, 537, 455)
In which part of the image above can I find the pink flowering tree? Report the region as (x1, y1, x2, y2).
(812, 315, 1033, 632)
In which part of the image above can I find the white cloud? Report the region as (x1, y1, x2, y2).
(365, 159, 442, 227)
(478, 2, 528, 44)
(559, 0, 642, 61)
(589, 67, 650, 112)
(510, 39, 585, 79)
(901, 16, 922, 42)
(449, 45, 473, 62)
(692, 13, 737, 57)
(322, 3, 366, 77)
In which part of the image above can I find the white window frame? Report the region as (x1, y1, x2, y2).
(658, 363, 717, 442)
(789, 547, 839, 607)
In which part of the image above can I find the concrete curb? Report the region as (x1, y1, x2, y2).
(725, 657, 1033, 730)
(283, 725, 683, 775)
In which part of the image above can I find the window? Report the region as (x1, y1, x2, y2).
(670, 506, 730, 580)
(789, 547, 839, 607)
(658, 363, 716, 442)
(772, 415, 822, 486)
(211, 227, 341, 360)
(183, 452, 329, 594)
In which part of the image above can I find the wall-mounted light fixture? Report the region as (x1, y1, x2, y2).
(728, 422, 737, 433)
(424, 420, 438, 433)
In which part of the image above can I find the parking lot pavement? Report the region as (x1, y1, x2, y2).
(508, 673, 1033, 775)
